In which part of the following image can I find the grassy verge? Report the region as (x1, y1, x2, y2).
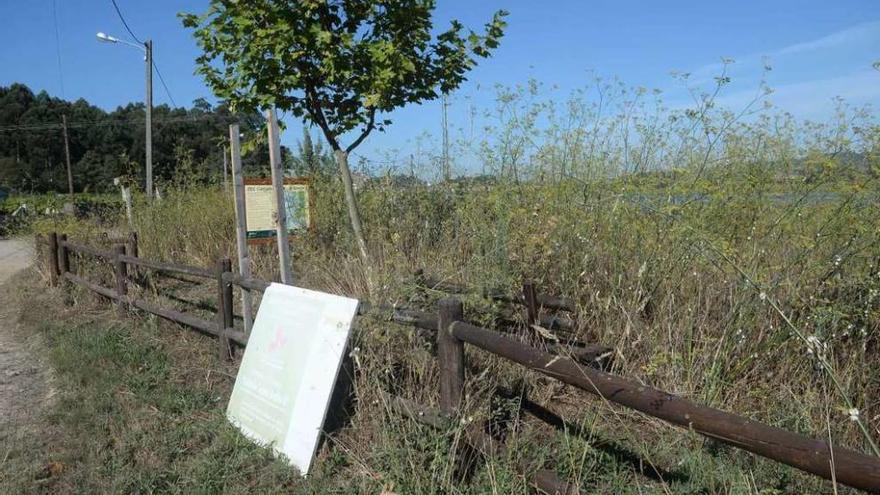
(0, 272, 527, 494)
(2, 263, 873, 493)
(1, 272, 306, 493)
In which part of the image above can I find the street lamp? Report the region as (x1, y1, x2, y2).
(96, 31, 153, 199)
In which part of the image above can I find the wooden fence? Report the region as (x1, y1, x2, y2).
(36, 232, 880, 494)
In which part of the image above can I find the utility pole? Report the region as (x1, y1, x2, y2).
(95, 32, 154, 199)
(145, 39, 153, 199)
(222, 145, 229, 194)
(61, 114, 73, 196)
(266, 108, 293, 284)
(441, 93, 450, 182)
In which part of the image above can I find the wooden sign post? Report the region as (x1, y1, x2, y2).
(229, 123, 254, 334)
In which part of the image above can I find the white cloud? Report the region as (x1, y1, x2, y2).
(775, 20, 880, 56)
(685, 20, 880, 86)
(713, 69, 879, 120)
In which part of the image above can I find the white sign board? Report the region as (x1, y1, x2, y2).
(226, 283, 359, 474)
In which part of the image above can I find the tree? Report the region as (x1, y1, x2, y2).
(0, 83, 271, 194)
(291, 128, 334, 178)
(181, 0, 507, 264)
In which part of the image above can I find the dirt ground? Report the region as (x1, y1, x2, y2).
(0, 238, 52, 439)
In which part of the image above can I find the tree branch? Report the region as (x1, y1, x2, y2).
(304, 86, 340, 151)
(345, 107, 376, 153)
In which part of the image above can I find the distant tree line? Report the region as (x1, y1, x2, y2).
(0, 83, 295, 194)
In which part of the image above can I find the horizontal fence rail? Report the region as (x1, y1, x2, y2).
(61, 262, 249, 347)
(226, 273, 270, 292)
(384, 306, 611, 368)
(119, 254, 215, 279)
(62, 240, 114, 259)
(48, 233, 248, 356)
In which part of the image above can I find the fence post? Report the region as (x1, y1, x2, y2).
(58, 233, 70, 276)
(523, 280, 538, 326)
(437, 298, 465, 416)
(126, 231, 139, 257)
(216, 257, 235, 361)
(126, 231, 139, 283)
(113, 244, 127, 315)
(34, 233, 44, 276)
(47, 232, 59, 286)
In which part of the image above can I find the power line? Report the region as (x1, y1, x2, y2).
(51, 0, 65, 99)
(152, 61, 177, 108)
(109, 0, 141, 44)
(107, 0, 177, 107)
(0, 113, 236, 133)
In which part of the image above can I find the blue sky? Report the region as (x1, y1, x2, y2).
(1, 0, 878, 168)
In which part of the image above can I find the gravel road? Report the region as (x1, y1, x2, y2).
(0, 238, 50, 436)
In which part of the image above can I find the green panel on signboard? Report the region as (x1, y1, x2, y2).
(282, 186, 309, 231)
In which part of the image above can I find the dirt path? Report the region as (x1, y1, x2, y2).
(0, 238, 50, 436)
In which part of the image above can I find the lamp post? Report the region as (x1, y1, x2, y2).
(96, 32, 153, 199)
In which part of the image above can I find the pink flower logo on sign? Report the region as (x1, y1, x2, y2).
(269, 326, 288, 352)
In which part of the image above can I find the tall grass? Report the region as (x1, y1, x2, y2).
(20, 75, 880, 492)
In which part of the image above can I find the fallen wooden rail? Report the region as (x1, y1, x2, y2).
(418, 272, 577, 313)
(64, 271, 116, 299)
(385, 393, 578, 495)
(130, 297, 248, 346)
(446, 316, 880, 493)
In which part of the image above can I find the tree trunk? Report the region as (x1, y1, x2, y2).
(334, 149, 370, 265)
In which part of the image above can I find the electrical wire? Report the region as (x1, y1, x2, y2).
(108, 0, 177, 107)
(109, 0, 142, 44)
(152, 61, 177, 108)
(51, 0, 65, 99)
(0, 113, 236, 133)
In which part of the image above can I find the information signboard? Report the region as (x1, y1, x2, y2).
(244, 177, 313, 243)
(226, 283, 359, 474)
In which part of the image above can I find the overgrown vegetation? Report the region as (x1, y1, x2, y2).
(5, 73, 880, 493)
